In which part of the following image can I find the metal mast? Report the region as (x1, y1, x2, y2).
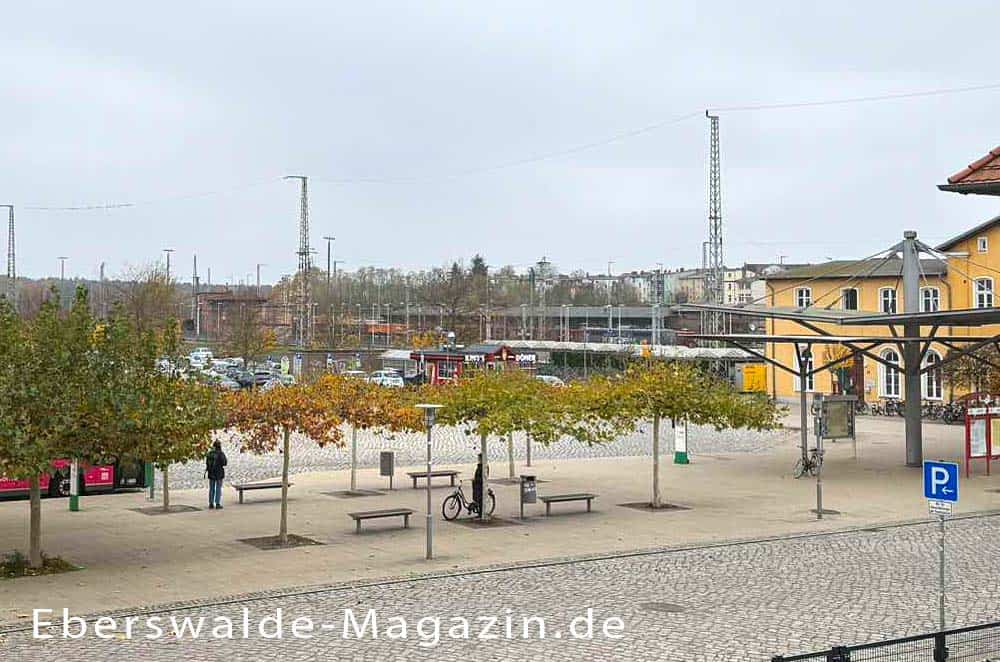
(1, 205, 13, 303)
(703, 112, 724, 335)
(285, 175, 312, 347)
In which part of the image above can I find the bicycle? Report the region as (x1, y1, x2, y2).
(793, 447, 824, 479)
(441, 480, 496, 520)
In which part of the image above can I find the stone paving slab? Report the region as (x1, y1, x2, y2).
(3, 513, 999, 661)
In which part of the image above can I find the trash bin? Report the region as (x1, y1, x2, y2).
(520, 474, 537, 519)
(380, 451, 395, 490)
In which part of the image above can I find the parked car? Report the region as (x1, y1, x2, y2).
(535, 375, 566, 387)
(369, 372, 405, 388)
(252, 369, 275, 387)
(217, 377, 242, 391)
(225, 367, 254, 388)
(341, 370, 368, 379)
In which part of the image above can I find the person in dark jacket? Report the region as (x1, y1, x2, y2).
(206, 441, 228, 509)
(472, 453, 486, 513)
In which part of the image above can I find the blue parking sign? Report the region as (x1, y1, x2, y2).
(923, 461, 959, 503)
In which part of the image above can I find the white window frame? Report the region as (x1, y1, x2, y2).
(880, 348, 901, 399)
(841, 287, 859, 311)
(879, 287, 897, 314)
(976, 278, 994, 309)
(920, 286, 940, 313)
(922, 350, 943, 401)
(979, 236, 989, 253)
(795, 287, 812, 308)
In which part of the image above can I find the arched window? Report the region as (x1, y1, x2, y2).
(880, 348, 901, 398)
(923, 350, 943, 400)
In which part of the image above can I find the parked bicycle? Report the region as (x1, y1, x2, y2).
(441, 480, 496, 520)
(793, 447, 824, 479)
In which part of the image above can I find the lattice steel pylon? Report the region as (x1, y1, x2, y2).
(2, 205, 13, 303)
(285, 176, 312, 347)
(702, 112, 724, 337)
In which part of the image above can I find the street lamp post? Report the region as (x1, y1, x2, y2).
(58, 256, 68, 282)
(415, 403, 443, 560)
(163, 248, 174, 281)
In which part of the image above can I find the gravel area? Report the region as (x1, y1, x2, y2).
(165, 423, 793, 490)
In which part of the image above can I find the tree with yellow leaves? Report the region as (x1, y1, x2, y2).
(223, 384, 344, 545)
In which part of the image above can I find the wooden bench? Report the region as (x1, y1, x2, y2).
(406, 470, 460, 489)
(539, 493, 597, 516)
(348, 508, 414, 533)
(232, 481, 290, 504)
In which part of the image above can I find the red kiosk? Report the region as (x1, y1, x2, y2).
(411, 343, 535, 385)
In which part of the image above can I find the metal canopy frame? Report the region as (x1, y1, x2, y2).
(681, 279, 1000, 469)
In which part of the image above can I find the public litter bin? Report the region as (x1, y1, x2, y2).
(520, 474, 537, 519)
(380, 451, 396, 490)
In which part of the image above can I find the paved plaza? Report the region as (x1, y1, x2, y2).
(1, 411, 997, 661)
(3, 513, 999, 661)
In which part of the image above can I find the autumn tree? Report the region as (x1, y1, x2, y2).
(943, 346, 999, 395)
(0, 288, 203, 567)
(435, 370, 592, 519)
(224, 298, 276, 365)
(224, 384, 344, 545)
(617, 361, 782, 509)
(112, 265, 180, 335)
(314, 375, 422, 492)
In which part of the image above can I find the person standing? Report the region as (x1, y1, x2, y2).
(206, 441, 228, 509)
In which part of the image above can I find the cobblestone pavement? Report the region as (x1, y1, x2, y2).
(167, 424, 790, 490)
(6, 514, 999, 661)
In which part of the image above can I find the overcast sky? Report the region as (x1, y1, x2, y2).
(4, 1, 1000, 283)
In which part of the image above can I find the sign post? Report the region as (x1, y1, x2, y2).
(69, 458, 80, 512)
(674, 419, 689, 465)
(924, 460, 959, 632)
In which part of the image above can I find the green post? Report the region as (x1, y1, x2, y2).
(69, 458, 80, 512)
(674, 419, 690, 465)
(145, 462, 155, 501)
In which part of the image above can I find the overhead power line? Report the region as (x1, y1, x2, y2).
(20, 80, 1000, 209)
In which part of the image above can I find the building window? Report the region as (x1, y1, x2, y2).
(923, 350, 943, 401)
(794, 347, 814, 392)
(841, 288, 859, 311)
(920, 287, 940, 312)
(979, 236, 989, 253)
(976, 278, 994, 308)
(880, 288, 897, 314)
(880, 348, 901, 398)
(795, 287, 812, 308)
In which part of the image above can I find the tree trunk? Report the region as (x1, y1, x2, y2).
(480, 431, 489, 522)
(507, 433, 515, 480)
(350, 427, 358, 491)
(651, 414, 662, 509)
(526, 432, 532, 467)
(279, 427, 291, 545)
(162, 466, 170, 512)
(29, 476, 42, 568)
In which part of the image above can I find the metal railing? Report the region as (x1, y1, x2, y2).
(772, 621, 1000, 662)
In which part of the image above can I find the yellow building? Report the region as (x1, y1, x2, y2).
(763, 216, 1000, 402)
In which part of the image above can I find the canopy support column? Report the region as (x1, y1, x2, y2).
(902, 230, 923, 467)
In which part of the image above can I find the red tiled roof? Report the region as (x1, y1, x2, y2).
(947, 145, 1000, 184)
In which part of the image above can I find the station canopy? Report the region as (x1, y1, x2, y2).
(498, 339, 750, 361)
